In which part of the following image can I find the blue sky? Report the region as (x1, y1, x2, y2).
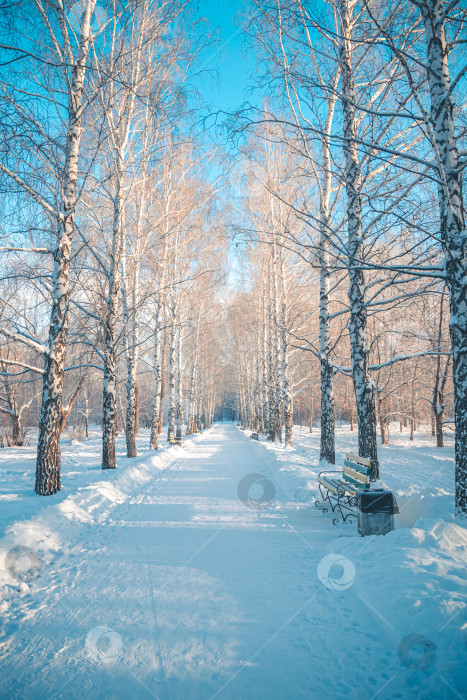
(192, 1, 256, 289)
(195, 0, 255, 113)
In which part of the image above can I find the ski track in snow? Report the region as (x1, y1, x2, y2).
(0, 424, 466, 699)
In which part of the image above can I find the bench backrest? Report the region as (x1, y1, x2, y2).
(343, 452, 372, 488)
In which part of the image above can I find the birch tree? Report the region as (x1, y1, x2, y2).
(0, 0, 109, 493)
(346, 0, 467, 506)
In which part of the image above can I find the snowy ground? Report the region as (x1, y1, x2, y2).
(0, 423, 466, 699)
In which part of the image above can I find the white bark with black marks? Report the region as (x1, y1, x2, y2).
(272, 242, 282, 443)
(175, 325, 183, 441)
(102, 161, 123, 470)
(339, 0, 379, 476)
(419, 0, 467, 510)
(36, 0, 97, 495)
(167, 302, 177, 440)
(280, 258, 292, 447)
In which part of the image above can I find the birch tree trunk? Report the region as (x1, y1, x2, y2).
(377, 395, 387, 445)
(434, 397, 445, 448)
(240, 360, 248, 429)
(419, 0, 467, 509)
(272, 243, 282, 443)
(159, 342, 167, 432)
(102, 332, 117, 470)
(175, 325, 183, 442)
(255, 315, 264, 434)
(0, 369, 21, 446)
(318, 111, 336, 464)
(97, 3, 146, 466)
(339, 0, 379, 476)
(280, 258, 292, 447)
(261, 292, 269, 435)
(150, 226, 170, 448)
(35, 0, 97, 494)
(319, 215, 336, 463)
(102, 163, 123, 470)
(167, 303, 177, 440)
(193, 355, 200, 432)
(209, 395, 214, 427)
(187, 360, 197, 435)
(84, 388, 90, 438)
(124, 332, 138, 457)
(196, 355, 203, 431)
(267, 258, 276, 441)
(150, 299, 164, 449)
(122, 253, 138, 458)
(186, 313, 200, 435)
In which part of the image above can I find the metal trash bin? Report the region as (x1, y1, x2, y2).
(355, 490, 399, 537)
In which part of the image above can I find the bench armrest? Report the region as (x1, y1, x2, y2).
(318, 468, 342, 479)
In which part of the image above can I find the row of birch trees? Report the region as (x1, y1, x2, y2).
(231, 142, 453, 453)
(0, 0, 226, 494)
(232, 0, 465, 511)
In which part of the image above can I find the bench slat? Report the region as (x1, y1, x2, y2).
(344, 459, 371, 476)
(342, 473, 361, 485)
(346, 452, 372, 468)
(338, 482, 359, 495)
(342, 474, 370, 488)
(318, 476, 359, 495)
(318, 477, 339, 493)
(318, 477, 347, 493)
(343, 465, 369, 483)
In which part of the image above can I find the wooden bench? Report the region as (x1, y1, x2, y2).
(316, 452, 376, 524)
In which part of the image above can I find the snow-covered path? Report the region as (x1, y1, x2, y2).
(1, 424, 465, 699)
